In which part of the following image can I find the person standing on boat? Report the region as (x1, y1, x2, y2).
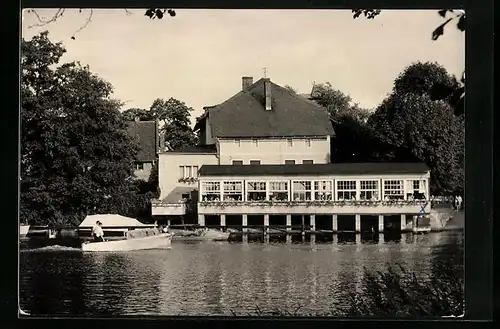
(456, 195, 463, 211)
(92, 221, 105, 242)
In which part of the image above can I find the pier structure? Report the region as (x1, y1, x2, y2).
(151, 76, 431, 233)
(195, 163, 431, 235)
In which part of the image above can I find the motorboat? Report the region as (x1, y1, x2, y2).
(79, 214, 172, 251)
(82, 228, 173, 252)
(170, 228, 230, 241)
(77, 214, 156, 241)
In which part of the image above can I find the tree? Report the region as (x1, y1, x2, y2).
(121, 99, 197, 150)
(309, 82, 376, 162)
(121, 107, 154, 121)
(352, 9, 466, 116)
(368, 93, 464, 195)
(21, 31, 140, 226)
(393, 62, 458, 98)
(150, 98, 197, 150)
(351, 9, 466, 40)
(24, 9, 177, 40)
(147, 161, 160, 198)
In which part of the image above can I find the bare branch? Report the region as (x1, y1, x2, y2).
(27, 8, 66, 28)
(71, 9, 94, 39)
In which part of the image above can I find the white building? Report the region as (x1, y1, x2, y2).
(152, 77, 431, 232)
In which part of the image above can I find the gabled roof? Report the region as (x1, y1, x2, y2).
(204, 78, 335, 138)
(126, 120, 158, 162)
(199, 162, 430, 177)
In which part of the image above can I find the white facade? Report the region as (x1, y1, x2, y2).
(197, 172, 431, 216)
(157, 152, 218, 201)
(217, 137, 331, 165)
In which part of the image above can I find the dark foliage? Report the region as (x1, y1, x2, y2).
(121, 98, 197, 151)
(20, 32, 156, 226)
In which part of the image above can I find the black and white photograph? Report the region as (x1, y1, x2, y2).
(20, 8, 466, 317)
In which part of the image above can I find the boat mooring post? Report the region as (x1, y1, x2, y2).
(301, 215, 305, 236)
(263, 214, 269, 236)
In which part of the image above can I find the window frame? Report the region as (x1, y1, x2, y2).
(269, 181, 289, 201)
(336, 180, 357, 201)
(314, 180, 333, 200)
(201, 181, 221, 201)
(246, 181, 267, 201)
(222, 181, 243, 201)
(359, 180, 379, 201)
(292, 180, 312, 201)
(383, 179, 405, 200)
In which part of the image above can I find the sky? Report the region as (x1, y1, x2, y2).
(22, 9, 465, 122)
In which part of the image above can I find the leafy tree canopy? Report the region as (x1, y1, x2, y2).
(394, 61, 459, 98)
(368, 91, 464, 195)
(121, 107, 154, 121)
(309, 82, 374, 162)
(21, 31, 141, 226)
(122, 98, 198, 151)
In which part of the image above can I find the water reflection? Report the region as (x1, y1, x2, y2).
(81, 251, 163, 315)
(20, 250, 86, 315)
(19, 232, 464, 316)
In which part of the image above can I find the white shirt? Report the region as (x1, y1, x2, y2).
(92, 224, 104, 237)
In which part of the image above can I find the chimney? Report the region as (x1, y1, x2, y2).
(242, 76, 253, 91)
(264, 78, 272, 111)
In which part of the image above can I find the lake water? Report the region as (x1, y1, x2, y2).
(19, 232, 463, 316)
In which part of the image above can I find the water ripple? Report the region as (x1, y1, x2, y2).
(19, 232, 463, 316)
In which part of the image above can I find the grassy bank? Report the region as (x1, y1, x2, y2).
(231, 258, 464, 317)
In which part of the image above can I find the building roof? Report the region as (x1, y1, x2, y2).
(166, 145, 217, 154)
(126, 120, 158, 162)
(202, 78, 335, 138)
(199, 162, 430, 177)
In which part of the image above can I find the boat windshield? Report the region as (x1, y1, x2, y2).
(126, 228, 161, 240)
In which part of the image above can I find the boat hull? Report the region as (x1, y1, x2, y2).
(172, 234, 230, 241)
(81, 233, 173, 252)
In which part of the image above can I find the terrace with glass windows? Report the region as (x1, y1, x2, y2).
(196, 163, 431, 217)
